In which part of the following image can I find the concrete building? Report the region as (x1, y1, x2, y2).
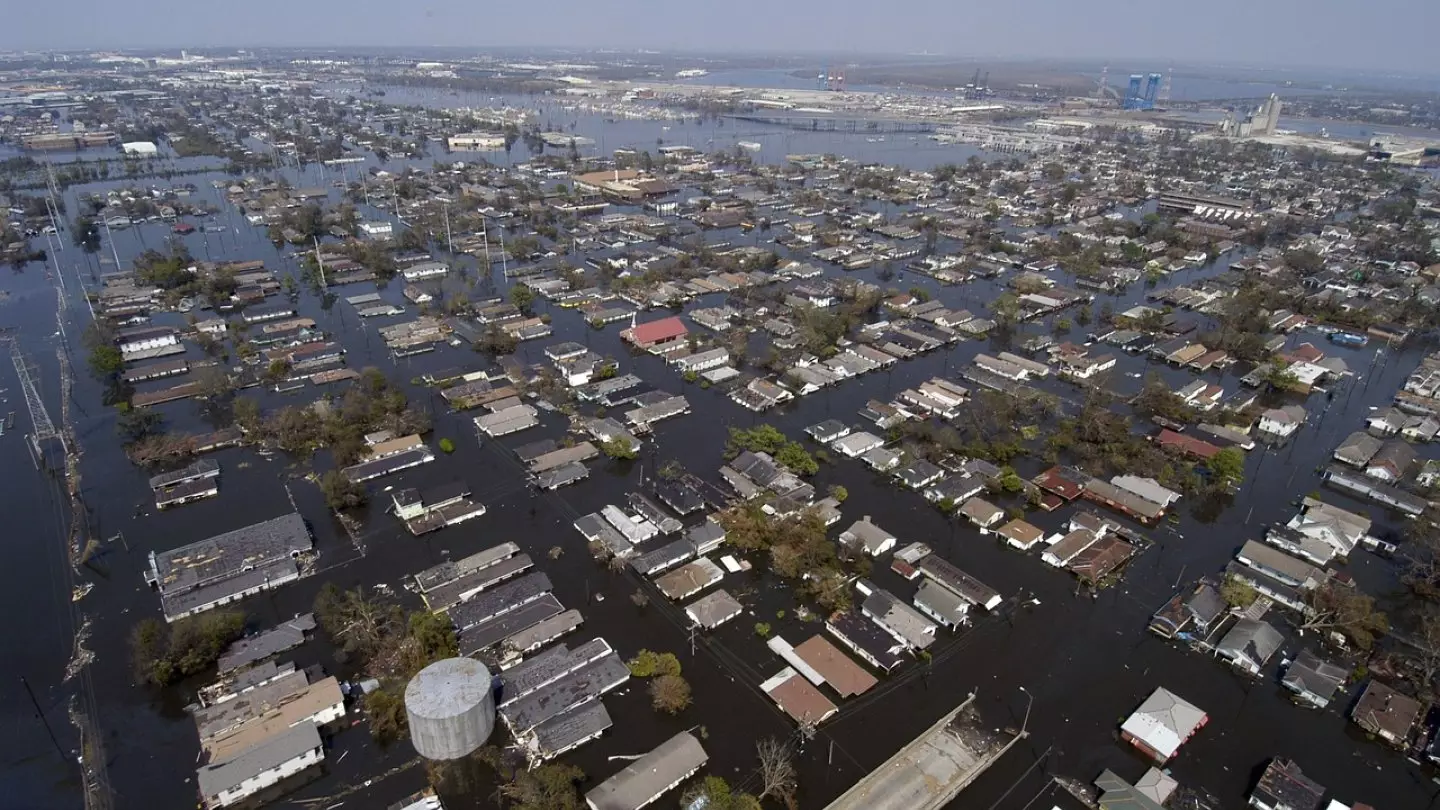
(1120, 688, 1207, 763)
(196, 721, 323, 809)
(448, 133, 507, 151)
(405, 658, 496, 760)
(201, 677, 345, 763)
(145, 513, 312, 622)
(585, 731, 707, 810)
(359, 220, 394, 239)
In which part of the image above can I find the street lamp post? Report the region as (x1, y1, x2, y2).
(1019, 686, 1033, 739)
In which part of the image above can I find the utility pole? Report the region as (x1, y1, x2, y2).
(44, 197, 64, 250)
(313, 236, 327, 287)
(1018, 686, 1033, 739)
(442, 200, 453, 253)
(101, 217, 122, 272)
(499, 225, 508, 277)
(20, 675, 67, 762)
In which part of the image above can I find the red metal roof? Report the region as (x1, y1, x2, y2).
(626, 316, 688, 346)
(1033, 466, 1084, 500)
(1156, 429, 1220, 460)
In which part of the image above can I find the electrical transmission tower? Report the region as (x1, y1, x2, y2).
(7, 340, 64, 460)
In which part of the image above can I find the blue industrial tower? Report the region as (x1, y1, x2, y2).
(1123, 75, 1143, 109)
(1144, 73, 1162, 106)
(1122, 72, 1163, 111)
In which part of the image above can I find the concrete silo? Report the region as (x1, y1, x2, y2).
(404, 657, 495, 760)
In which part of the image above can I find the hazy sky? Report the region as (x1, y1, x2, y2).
(6, 0, 1439, 74)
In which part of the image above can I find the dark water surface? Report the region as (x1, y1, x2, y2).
(2, 109, 1436, 810)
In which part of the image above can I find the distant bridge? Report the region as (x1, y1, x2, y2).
(727, 113, 940, 134)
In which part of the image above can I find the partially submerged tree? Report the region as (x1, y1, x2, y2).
(1299, 583, 1388, 650)
(680, 776, 762, 810)
(129, 610, 246, 686)
(627, 649, 681, 678)
(756, 737, 798, 807)
(649, 673, 692, 714)
(1220, 575, 1258, 609)
(500, 762, 585, 810)
(320, 469, 368, 510)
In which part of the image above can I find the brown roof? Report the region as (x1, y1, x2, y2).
(203, 677, 342, 763)
(1352, 680, 1421, 740)
(793, 635, 877, 698)
(574, 169, 642, 186)
(368, 434, 424, 458)
(996, 519, 1044, 545)
(766, 670, 838, 726)
(1156, 429, 1220, 460)
(1068, 535, 1137, 582)
(1286, 343, 1325, 363)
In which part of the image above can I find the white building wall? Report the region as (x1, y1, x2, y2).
(212, 746, 322, 808)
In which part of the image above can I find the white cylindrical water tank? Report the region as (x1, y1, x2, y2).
(404, 657, 495, 760)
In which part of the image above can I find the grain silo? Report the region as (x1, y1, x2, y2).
(404, 657, 495, 760)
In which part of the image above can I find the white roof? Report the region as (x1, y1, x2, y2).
(1120, 687, 1205, 760)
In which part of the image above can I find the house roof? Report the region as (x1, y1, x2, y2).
(1095, 769, 1166, 810)
(763, 667, 838, 726)
(1156, 429, 1220, 460)
(793, 635, 877, 697)
(1367, 440, 1416, 472)
(996, 519, 1044, 546)
(626, 316, 688, 345)
(585, 732, 708, 810)
(1111, 475, 1181, 506)
(1282, 649, 1348, 702)
(840, 518, 896, 554)
(1121, 687, 1206, 760)
(1335, 431, 1382, 463)
(685, 589, 743, 629)
(1252, 758, 1325, 810)
(197, 721, 320, 801)
(1352, 680, 1422, 739)
(958, 496, 1003, 523)
(1238, 540, 1323, 586)
(1216, 619, 1283, 668)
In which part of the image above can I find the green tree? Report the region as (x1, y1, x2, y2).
(774, 442, 820, 476)
(996, 466, 1025, 493)
(681, 776, 763, 810)
(321, 470, 368, 510)
(88, 344, 124, 378)
(754, 622, 772, 638)
(828, 484, 848, 503)
(627, 649, 682, 678)
(1220, 575, 1257, 608)
(402, 610, 459, 673)
(600, 437, 638, 461)
(1205, 447, 1246, 488)
(439, 437, 456, 454)
(116, 407, 164, 443)
(128, 610, 246, 686)
(363, 687, 408, 744)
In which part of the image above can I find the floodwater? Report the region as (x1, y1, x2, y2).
(675, 66, 1388, 103)
(2, 102, 1437, 810)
